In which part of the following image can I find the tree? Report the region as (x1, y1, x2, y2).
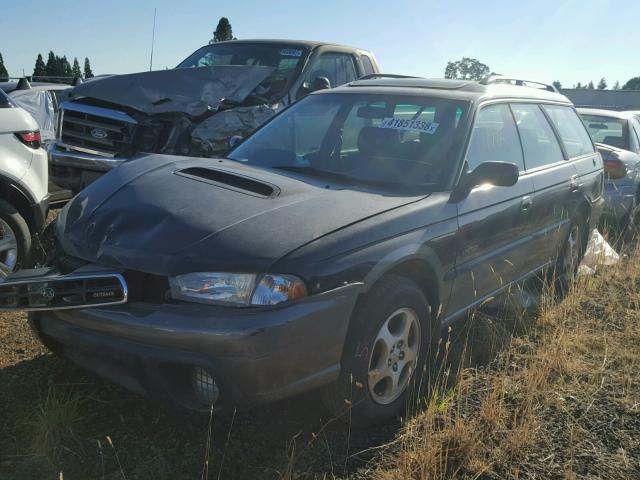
(613, 80, 621, 90)
(597, 77, 607, 90)
(444, 57, 490, 81)
(587, 80, 595, 89)
(622, 76, 640, 90)
(574, 82, 583, 89)
(33, 53, 46, 77)
(72, 57, 82, 78)
(45, 51, 57, 77)
(84, 57, 94, 78)
(0, 52, 8, 81)
(552, 80, 562, 90)
(210, 17, 235, 44)
(58, 55, 72, 77)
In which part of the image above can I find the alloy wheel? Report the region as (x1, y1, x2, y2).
(367, 307, 421, 405)
(0, 218, 18, 279)
(562, 224, 581, 284)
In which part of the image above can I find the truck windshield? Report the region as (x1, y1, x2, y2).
(177, 44, 308, 101)
(228, 93, 470, 189)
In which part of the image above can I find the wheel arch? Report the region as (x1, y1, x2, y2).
(0, 175, 36, 231)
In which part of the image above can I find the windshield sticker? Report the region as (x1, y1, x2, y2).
(280, 48, 303, 57)
(380, 117, 439, 134)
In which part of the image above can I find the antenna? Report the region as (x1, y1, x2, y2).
(149, 8, 157, 71)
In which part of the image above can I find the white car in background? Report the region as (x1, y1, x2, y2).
(0, 89, 49, 277)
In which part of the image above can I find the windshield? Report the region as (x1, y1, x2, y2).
(176, 43, 308, 101)
(228, 93, 470, 189)
(580, 114, 629, 150)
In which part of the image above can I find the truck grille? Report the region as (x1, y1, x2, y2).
(0, 272, 127, 311)
(59, 102, 137, 157)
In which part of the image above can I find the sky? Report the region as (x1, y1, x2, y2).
(1, 0, 639, 88)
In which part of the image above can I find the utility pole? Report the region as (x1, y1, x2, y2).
(149, 8, 157, 71)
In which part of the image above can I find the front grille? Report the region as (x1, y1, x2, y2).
(0, 273, 127, 311)
(60, 104, 137, 156)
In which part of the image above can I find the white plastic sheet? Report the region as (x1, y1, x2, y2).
(8, 89, 57, 141)
(579, 229, 620, 275)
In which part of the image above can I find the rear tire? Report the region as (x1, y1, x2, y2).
(322, 275, 435, 427)
(557, 217, 586, 293)
(0, 199, 31, 278)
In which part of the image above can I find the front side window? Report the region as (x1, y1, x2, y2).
(579, 114, 629, 150)
(228, 93, 470, 190)
(304, 53, 358, 89)
(176, 44, 308, 100)
(465, 104, 524, 172)
(543, 105, 595, 158)
(511, 103, 564, 169)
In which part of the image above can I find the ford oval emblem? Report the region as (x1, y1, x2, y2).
(41, 287, 55, 300)
(90, 127, 108, 139)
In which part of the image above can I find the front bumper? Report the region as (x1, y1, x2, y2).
(30, 284, 360, 411)
(48, 144, 130, 193)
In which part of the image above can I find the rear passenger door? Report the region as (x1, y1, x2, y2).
(449, 103, 536, 316)
(542, 105, 601, 258)
(510, 103, 575, 266)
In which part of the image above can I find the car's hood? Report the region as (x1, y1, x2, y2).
(55, 155, 426, 276)
(69, 65, 274, 117)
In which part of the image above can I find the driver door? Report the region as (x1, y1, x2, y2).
(447, 103, 536, 317)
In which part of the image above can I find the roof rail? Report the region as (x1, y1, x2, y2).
(357, 73, 419, 81)
(480, 75, 559, 93)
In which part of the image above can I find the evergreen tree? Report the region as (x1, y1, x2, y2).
(59, 55, 72, 77)
(613, 80, 621, 90)
(45, 51, 57, 77)
(84, 57, 94, 78)
(587, 80, 595, 89)
(597, 77, 607, 90)
(33, 53, 46, 77)
(0, 52, 8, 81)
(72, 57, 82, 78)
(210, 17, 235, 44)
(552, 80, 562, 90)
(622, 77, 640, 90)
(574, 82, 583, 89)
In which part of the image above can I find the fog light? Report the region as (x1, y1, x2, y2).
(192, 367, 220, 405)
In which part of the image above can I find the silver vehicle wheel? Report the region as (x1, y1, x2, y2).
(0, 218, 18, 278)
(367, 307, 421, 405)
(562, 224, 581, 283)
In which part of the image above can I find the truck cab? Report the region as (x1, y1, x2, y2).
(49, 40, 379, 194)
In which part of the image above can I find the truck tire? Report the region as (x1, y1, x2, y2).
(0, 198, 31, 277)
(322, 275, 434, 427)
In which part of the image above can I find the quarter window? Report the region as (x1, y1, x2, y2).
(629, 118, 640, 153)
(510, 104, 564, 170)
(543, 105, 595, 158)
(465, 104, 524, 172)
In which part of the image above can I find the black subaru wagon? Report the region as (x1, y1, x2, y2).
(0, 76, 603, 426)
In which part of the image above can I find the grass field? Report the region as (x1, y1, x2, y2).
(0, 230, 638, 479)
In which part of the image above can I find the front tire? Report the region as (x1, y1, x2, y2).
(322, 275, 435, 427)
(0, 199, 31, 278)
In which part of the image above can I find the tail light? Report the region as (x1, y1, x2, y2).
(603, 158, 627, 179)
(15, 131, 41, 149)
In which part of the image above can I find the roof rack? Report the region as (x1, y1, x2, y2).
(480, 75, 559, 93)
(357, 73, 420, 81)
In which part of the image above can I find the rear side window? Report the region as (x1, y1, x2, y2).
(511, 104, 564, 170)
(360, 55, 375, 76)
(0, 89, 12, 108)
(543, 105, 595, 158)
(465, 104, 524, 172)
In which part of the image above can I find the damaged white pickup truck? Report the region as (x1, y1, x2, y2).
(49, 39, 379, 193)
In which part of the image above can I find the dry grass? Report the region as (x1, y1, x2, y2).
(368, 247, 640, 479)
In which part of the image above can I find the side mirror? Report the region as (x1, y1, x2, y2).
(452, 161, 519, 200)
(311, 76, 331, 92)
(228, 135, 243, 149)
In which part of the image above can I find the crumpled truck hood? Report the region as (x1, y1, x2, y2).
(55, 155, 424, 276)
(69, 65, 274, 117)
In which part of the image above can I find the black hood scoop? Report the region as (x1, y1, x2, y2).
(175, 167, 279, 198)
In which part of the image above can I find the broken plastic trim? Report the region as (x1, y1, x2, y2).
(0, 272, 128, 311)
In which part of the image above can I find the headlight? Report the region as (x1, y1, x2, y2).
(168, 272, 307, 306)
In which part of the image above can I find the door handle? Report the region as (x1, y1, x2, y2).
(570, 174, 580, 191)
(521, 195, 533, 212)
